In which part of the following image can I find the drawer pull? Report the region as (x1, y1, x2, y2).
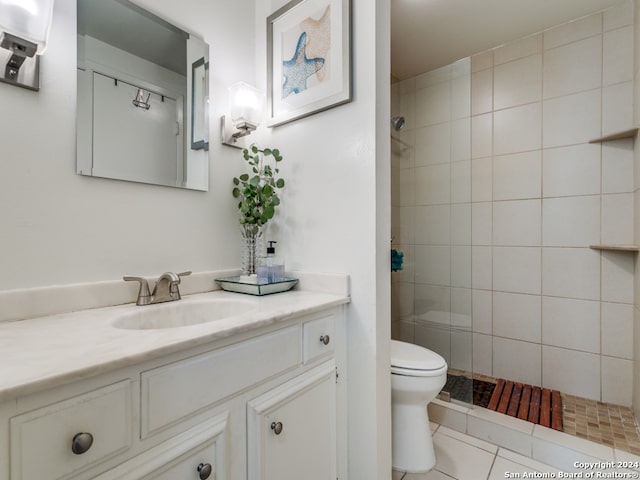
(319, 335, 330, 345)
(71, 432, 94, 455)
(270, 421, 283, 435)
(197, 462, 213, 480)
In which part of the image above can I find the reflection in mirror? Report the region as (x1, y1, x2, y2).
(76, 0, 209, 191)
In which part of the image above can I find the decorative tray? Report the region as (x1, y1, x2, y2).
(215, 276, 299, 296)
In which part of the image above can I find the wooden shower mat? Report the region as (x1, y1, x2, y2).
(488, 379, 563, 431)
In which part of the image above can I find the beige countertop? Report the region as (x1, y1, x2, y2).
(0, 289, 349, 401)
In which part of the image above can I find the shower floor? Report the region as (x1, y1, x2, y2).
(444, 373, 563, 431)
(444, 369, 640, 455)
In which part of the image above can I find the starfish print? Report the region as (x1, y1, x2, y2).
(301, 6, 331, 81)
(282, 31, 325, 99)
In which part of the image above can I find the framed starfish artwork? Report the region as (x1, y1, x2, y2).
(267, 0, 351, 127)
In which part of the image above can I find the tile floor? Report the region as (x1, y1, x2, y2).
(392, 423, 640, 480)
(392, 423, 558, 480)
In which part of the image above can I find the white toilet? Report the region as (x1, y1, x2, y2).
(391, 340, 448, 473)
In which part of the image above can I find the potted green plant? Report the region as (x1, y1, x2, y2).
(232, 146, 285, 275)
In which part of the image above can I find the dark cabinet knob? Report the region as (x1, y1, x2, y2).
(270, 421, 283, 435)
(71, 432, 93, 455)
(197, 462, 212, 480)
(320, 335, 330, 345)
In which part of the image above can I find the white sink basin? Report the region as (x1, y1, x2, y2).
(112, 299, 257, 330)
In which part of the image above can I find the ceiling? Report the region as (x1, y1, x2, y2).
(391, 0, 628, 80)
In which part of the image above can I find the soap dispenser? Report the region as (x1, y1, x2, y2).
(257, 241, 285, 283)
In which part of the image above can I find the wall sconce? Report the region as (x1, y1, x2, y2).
(0, 0, 55, 91)
(221, 82, 265, 149)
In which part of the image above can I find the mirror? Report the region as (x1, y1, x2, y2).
(76, 0, 210, 191)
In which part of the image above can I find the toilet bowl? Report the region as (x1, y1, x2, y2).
(391, 340, 447, 473)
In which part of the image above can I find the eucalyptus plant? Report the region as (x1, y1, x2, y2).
(232, 146, 285, 237)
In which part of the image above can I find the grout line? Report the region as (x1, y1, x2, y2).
(486, 454, 498, 480)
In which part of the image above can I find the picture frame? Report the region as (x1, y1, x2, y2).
(267, 0, 351, 127)
(191, 57, 209, 150)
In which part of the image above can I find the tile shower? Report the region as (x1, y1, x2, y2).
(391, 1, 636, 409)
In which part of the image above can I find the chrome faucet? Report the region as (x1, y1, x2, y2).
(123, 271, 192, 306)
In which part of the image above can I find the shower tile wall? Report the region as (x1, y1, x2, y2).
(392, 1, 636, 406)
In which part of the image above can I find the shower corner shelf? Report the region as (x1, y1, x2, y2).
(589, 244, 639, 252)
(588, 128, 638, 143)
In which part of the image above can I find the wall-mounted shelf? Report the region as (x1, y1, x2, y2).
(589, 244, 639, 252)
(588, 128, 638, 143)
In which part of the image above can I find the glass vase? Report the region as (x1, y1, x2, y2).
(240, 227, 262, 276)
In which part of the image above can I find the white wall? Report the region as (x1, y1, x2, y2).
(0, 0, 256, 291)
(255, 1, 391, 478)
(394, 2, 636, 406)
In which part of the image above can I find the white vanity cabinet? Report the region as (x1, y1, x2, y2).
(1, 303, 346, 480)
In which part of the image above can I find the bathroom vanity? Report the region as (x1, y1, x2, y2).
(0, 289, 348, 480)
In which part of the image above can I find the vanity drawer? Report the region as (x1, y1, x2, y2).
(302, 313, 336, 364)
(141, 325, 300, 437)
(93, 413, 227, 480)
(10, 380, 132, 480)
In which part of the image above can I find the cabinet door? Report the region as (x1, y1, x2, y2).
(247, 362, 336, 480)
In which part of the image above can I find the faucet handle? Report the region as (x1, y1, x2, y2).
(123, 276, 152, 305)
(171, 271, 191, 296)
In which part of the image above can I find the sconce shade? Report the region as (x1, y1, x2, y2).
(228, 82, 265, 129)
(0, 0, 55, 54)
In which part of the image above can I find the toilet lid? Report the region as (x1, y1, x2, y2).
(391, 340, 446, 371)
